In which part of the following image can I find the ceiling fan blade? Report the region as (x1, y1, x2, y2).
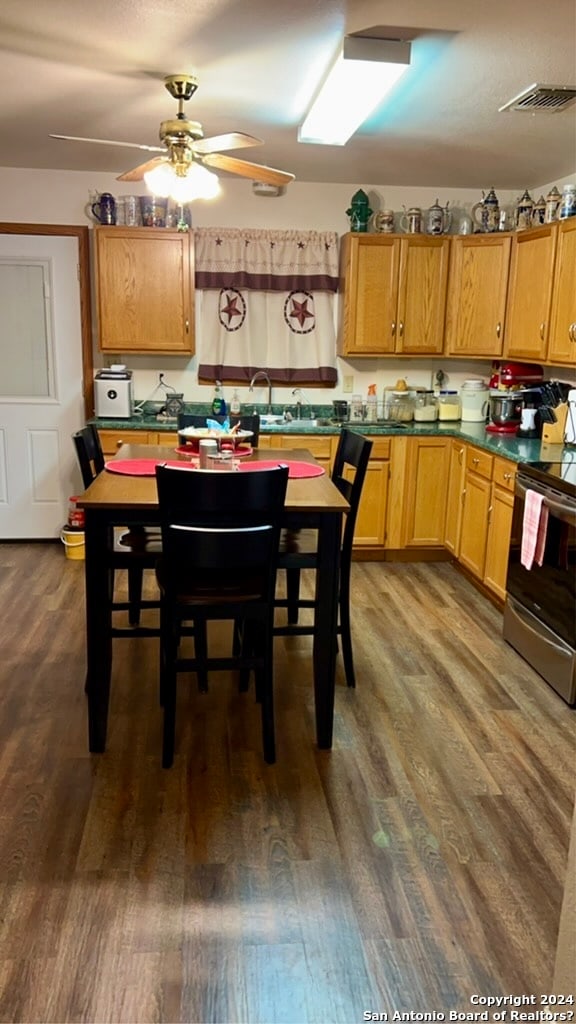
(117, 157, 167, 182)
(202, 153, 295, 186)
(193, 132, 263, 155)
(50, 134, 165, 153)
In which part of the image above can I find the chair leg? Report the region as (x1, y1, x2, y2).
(127, 565, 144, 626)
(161, 631, 178, 769)
(193, 619, 209, 693)
(258, 634, 276, 764)
(338, 568, 355, 688)
(286, 568, 301, 624)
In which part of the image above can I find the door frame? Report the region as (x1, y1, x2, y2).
(0, 222, 93, 419)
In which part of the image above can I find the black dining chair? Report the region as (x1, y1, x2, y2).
(274, 428, 373, 688)
(177, 412, 260, 446)
(72, 424, 162, 630)
(155, 462, 289, 768)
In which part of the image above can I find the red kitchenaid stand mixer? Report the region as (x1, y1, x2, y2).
(486, 361, 544, 433)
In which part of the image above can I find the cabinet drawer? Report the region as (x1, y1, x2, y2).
(278, 434, 333, 459)
(465, 446, 493, 480)
(492, 456, 516, 491)
(97, 428, 151, 454)
(367, 437, 391, 460)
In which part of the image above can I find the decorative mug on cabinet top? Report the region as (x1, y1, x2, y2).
(139, 196, 167, 227)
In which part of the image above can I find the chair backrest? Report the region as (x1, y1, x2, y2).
(331, 429, 373, 557)
(177, 412, 260, 447)
(73, 424, 105, 488)
(155, 463, 288, 595)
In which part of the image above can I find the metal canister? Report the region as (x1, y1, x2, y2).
(199, 438, 218, 468)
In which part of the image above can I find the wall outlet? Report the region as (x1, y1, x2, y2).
(343, 375, 354, 393)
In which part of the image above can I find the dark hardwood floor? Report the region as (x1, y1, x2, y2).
(0, 543, 574, 1023)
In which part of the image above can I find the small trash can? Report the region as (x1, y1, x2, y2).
(60, 525, 85, 560)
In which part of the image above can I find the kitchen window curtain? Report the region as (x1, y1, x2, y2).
(195, 227, 338, 384)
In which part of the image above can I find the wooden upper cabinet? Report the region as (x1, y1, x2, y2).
(445, 234, 511, 357)
(396, 236, 450, 355)
(338, 234, 399, 354)
(94, 226, 194, 354)
(338, 233, 448, 356)
(504, 224, 557, 362)
(548, 219, 576, 366)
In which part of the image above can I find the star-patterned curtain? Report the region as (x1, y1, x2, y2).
(195, 227, 339, 385)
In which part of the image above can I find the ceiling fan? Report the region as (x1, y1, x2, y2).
(50, 74, 295, 198)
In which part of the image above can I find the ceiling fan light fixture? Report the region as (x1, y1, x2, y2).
(144, 160, 221, 202)
(298, 35, 411, 146)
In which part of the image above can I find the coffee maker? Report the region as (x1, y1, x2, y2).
(486, 361, 544, 434)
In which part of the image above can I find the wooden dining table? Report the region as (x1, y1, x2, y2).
(77, 442, 350, 756)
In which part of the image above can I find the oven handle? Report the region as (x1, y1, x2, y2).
(516, 476, 576, 526)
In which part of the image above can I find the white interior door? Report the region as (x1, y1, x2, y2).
(0, 234, 84, 539)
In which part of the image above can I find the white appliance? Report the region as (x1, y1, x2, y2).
(565, 389, 576, 445)
(94, 367, 133, 418)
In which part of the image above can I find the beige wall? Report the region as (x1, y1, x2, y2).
(0, 166, 574, 408)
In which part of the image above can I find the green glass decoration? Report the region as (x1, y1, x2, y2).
(346, 189, 373, 232)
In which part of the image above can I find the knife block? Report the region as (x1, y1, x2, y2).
(541, 403, 568, 443)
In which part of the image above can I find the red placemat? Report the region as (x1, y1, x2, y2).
(174, 444, 253, 458)
(105, 458, 198, 476)
(239, 460, 325, 479)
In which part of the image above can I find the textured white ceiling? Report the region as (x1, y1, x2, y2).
(0, 0, 574, 189)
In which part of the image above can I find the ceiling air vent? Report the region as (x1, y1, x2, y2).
(499, 84, 576, 113)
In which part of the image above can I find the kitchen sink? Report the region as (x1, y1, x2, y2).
(258, 414, 286, 426)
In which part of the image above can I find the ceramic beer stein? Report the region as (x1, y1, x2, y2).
(545, 186, 561, 222)
(514, 189, 534, 231)
(399, 206, 422, 234)
(425, 198, 451, 235)
(472, 188, 500, 233)
(91, 192, 116, 225)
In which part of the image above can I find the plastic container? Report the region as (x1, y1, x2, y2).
(211, 381, 227, 416)
(460, 379, 489, 422)
(60, 526, 85, 560)
(230, 389, 241, 415)
(414, 392, 438, 422)
(68, 495, 85, 529)
(437, 391, 461, 421)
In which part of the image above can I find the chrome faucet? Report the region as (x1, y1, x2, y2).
(292, 387, 315, 420)
(249, 370, 273, 414)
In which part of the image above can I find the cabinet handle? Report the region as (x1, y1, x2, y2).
(458, 447, 464, 464)
(461, 490, 466, 506)
(503, 472, 512, 481)
(487, 505, 493, 525)
(391, 321, 396, 336)
(496, 322, 501, 338)
(539, 322, 546, 340)
(570, 322, 576, 342)
(185, 319, 190, 333)
(472, 456, 479, 465)
(398, 321, 404, 337)
(116, 440, 123, 448)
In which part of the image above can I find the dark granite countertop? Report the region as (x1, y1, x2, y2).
(90, 405, 572, 466)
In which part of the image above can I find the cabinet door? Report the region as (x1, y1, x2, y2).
(396, 237, 450, 355)
(484, 484, 514, 601)
(95, 227, 194, 354)
(459, 470, 492, 579)
(443, 440, 466, 555)
(504, 225, 556, 361)
(338, 234, 400, 355)
(402, 437, 450, 545)
(277, 433, 334, 471)
(350, 438, 390, 548)
(548, 218, 576, 366)
(445, 235, 510, 356)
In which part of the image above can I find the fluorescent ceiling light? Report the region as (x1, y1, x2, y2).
(298, 36, 411, 146)
(144, 161, 221, 202)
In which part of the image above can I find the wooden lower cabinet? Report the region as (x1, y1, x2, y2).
(401, 436, 450, 546)
(444, 439, 466, 555)
(483, 456, 516, 600)
(274, 433, 334, 472)
(348, 437, 390, 548)
(458, 446, 494, 579)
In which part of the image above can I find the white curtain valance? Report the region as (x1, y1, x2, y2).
(195, 227, 339, 385)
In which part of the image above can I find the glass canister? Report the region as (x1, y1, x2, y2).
(559, 184, 576, 220)
(413, 391, 438, 421)
(460, 379, 489, 422)
(437, 390, 461, 421)
(387, 391, 415, 422)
